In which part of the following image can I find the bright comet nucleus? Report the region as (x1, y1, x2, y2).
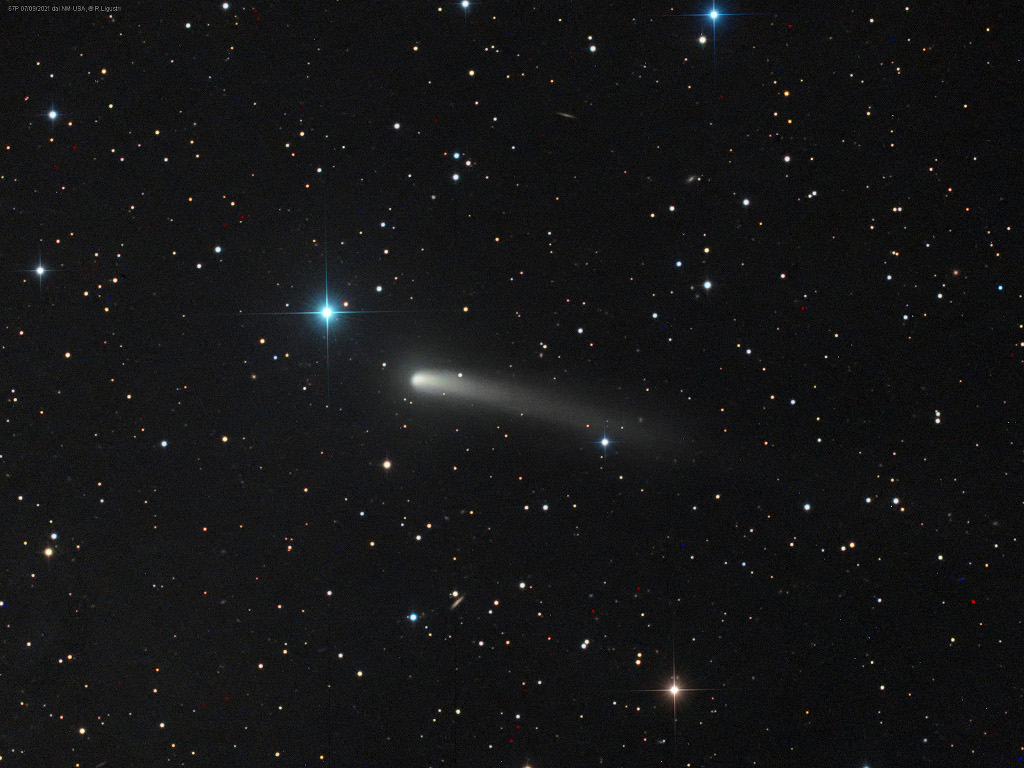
(409, 368, 677, 450)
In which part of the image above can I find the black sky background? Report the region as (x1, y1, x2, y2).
(2, 1, 1021, 766)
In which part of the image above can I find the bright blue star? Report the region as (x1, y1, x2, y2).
(48, 109, 57, 120)
(236, 193, 433, 408)
(659, 4, 777, 88)
(23, 244, 59, 301)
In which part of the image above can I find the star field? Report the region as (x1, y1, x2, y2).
(1, 2, 1020, 766)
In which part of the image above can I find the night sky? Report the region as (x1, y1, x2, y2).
(3, 1, 1021, 766)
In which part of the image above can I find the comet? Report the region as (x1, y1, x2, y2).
(409, 369, 677, 449)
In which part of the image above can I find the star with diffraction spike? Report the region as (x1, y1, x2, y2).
(630, 628, 719, 752)
(660, 4, 777, 88)
(234, 201, 441, 407)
